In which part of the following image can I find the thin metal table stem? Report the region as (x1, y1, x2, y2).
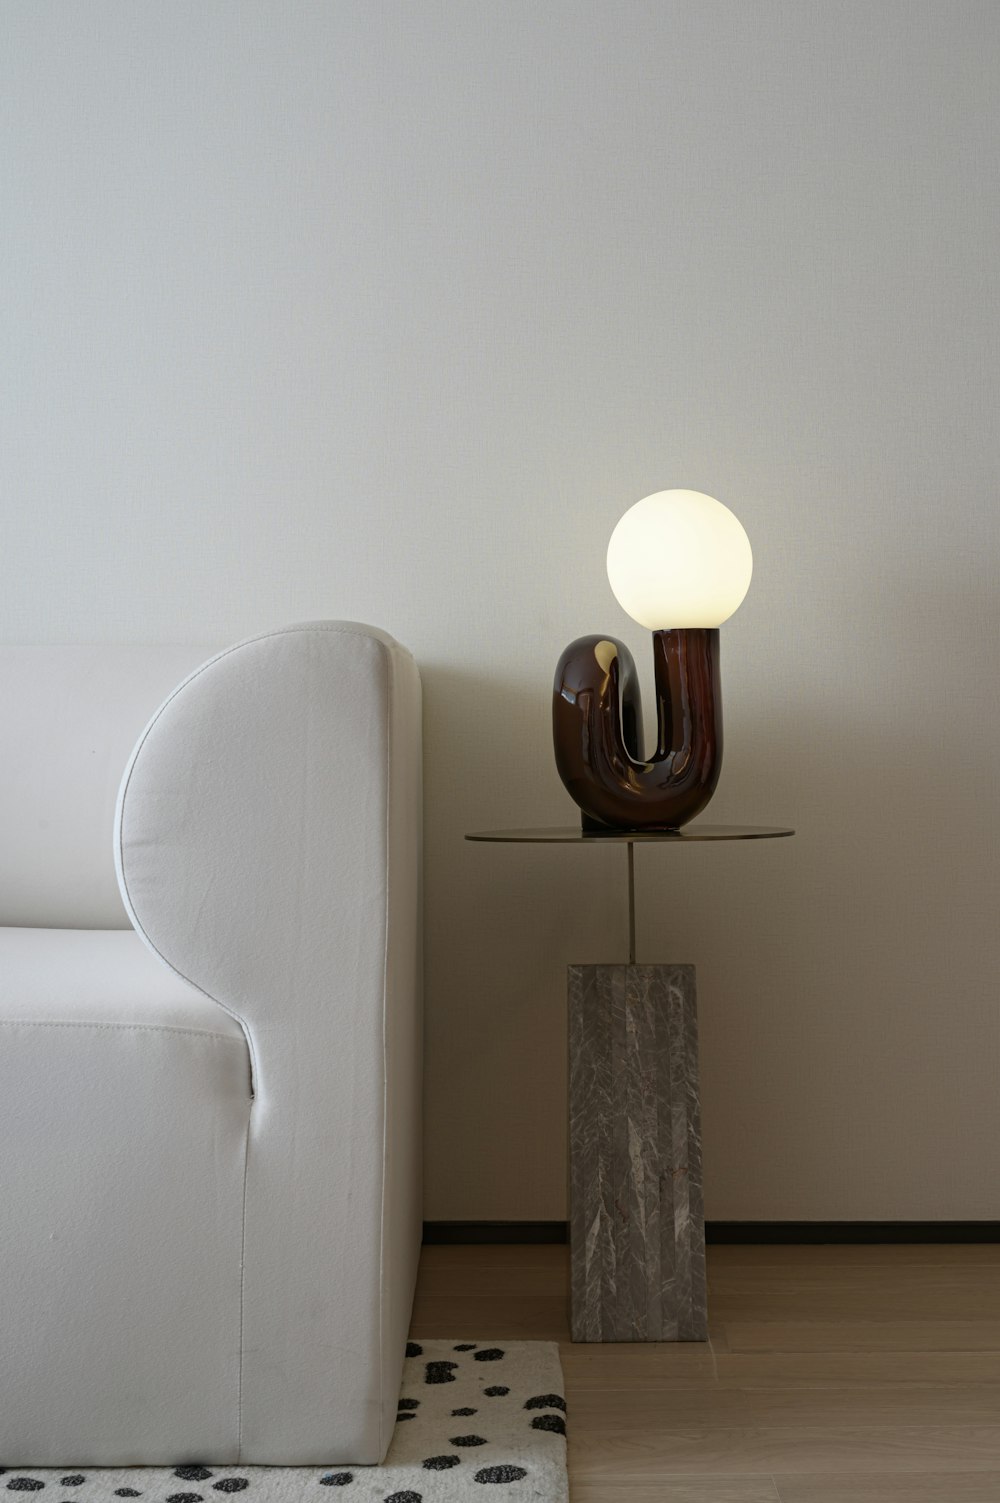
(465, 820, 794, 971)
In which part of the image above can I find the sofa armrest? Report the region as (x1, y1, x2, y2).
(115, 621, 422, 1464)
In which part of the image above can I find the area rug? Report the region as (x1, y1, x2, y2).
(0, 1341, 568, 1503)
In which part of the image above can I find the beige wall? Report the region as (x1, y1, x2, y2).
(3, 1, 999, 1219)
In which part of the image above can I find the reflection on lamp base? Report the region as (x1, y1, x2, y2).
(568, 962, 707, 1342)
(553, 628, 723, 832)
(581, 812, 681, 835)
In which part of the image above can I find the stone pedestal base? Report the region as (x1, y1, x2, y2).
(568, 963, 707, 1342)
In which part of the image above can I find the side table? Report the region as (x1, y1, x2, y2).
(466, 823, 794, 1343)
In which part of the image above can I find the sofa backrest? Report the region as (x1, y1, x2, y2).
(0, 645, 213, 928)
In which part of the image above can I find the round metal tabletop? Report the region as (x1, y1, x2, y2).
(465, 824, 794, 843)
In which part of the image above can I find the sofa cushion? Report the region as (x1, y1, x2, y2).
(0, 925, 248, 1040)
(0, 928, 251, 1463)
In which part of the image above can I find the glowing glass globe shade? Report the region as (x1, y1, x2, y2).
(606, 489, 753, 630)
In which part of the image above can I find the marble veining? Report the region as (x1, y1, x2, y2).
(568, 963, 707, 1342)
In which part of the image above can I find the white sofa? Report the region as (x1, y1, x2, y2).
(0, 622, 422, 1466)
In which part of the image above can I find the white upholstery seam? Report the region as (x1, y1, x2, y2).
(0, 1019, 247, 1042)
(377, 641, 393, 1459)
(236, 1096, 252, 1462)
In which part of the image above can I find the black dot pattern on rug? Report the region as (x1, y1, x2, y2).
(524, 1393, 566, 1412)
(474, 1466, 528, 1484)
(11, 1344, 563, 1498)
(531, 1414, 566, 1436)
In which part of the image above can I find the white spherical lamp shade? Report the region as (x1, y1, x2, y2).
(606, 489, 753, 629)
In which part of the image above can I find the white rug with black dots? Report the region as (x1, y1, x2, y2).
(0, 1341, 568, 1503)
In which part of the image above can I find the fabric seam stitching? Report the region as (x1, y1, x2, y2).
(236, 1095, 253, 1461)
(377, 643, 393, 1458)
(0, 1019, 246, 1041)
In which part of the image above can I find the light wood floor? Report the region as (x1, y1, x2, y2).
(411, 1242, 1000, 1502)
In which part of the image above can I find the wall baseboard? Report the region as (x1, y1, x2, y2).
(707, 1221, 1000, 1243)
(423, 1221, 568, 1245)
(423, 1220, 1000, 1245)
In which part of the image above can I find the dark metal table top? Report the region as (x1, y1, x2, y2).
(465, 824, 794, 843)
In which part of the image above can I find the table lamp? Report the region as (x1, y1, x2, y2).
(553, 488, 752, 831)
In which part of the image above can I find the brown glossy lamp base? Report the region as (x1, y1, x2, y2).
(553, 627, 723, 832)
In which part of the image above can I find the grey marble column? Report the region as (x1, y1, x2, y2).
(568, 963, 707, 1342)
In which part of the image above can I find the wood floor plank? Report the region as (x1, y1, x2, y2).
(774, 1472, 1000, 1502)
(741, 1383, 1000, 1426)
(409, 1292, 570, 1340)
(569, 1423, 1000, 1477)
(709, 1275, 1000, 1321)
(572, 1480, 781, 1501)
(560, 1345, 719, 1390)
(409, 1242, 1000, 1489)
(708, 1264, 1000, 1288)
(714, 1350, 1000, 1387)
(570, 1386, 755, 1427)
(724, 1320, 1000, 1353)
(570, 1380, 1000, 1429)
(416, 1260, 569, 1296)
